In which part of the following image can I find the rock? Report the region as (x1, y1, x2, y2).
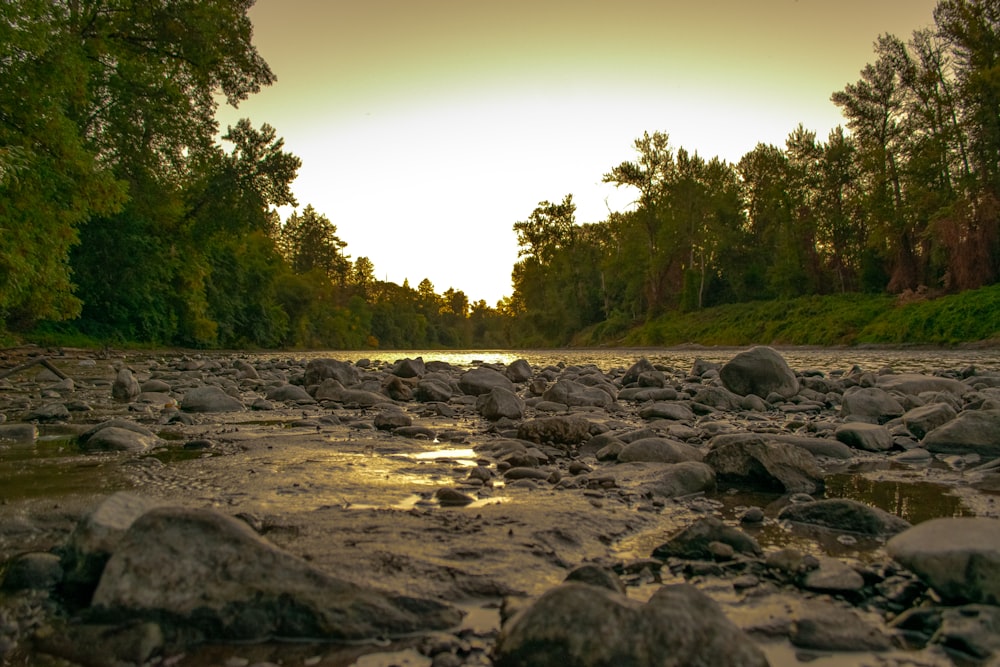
(26, 402, 70, 422)
(564, 564, 626, 594)
(704, 437, 824, 494)
(639, 401, 695, 421)
(476, 387, 525, 421)
(381, 376, 412, 401)
(392, 357, 426, 378)
(801, 557, 865, 594)
(719, 346, 799, 399)
(902, 402, 958, 439)
(505, 359, 533, 383)
(834, 422, 893, 452)
(494, 582, 768, 667)
(877, 373, 969, 397)
(264, 383, 315, 403)
(690, 386, 745, 411)
(886, 517, 1000, 604)
(91, 506, 462, 640)
(622, 357, 657, 386)
(111, 367, 140, 402)
(374, 409, 412, 430)
(458, 367, 514, 396)
(922, 410, 1000, 457)
(180, 385, 245, 412)
(435, 487, 475, 507)
(790, 599, 893, 652)
(841, 386, 904, 423)
(542, 379, 614, 408)
(304, 358, 359, 387)
(34, 621, 164, 667)
(0, 423, 37, 442)
(232, 359, 259, 379)
(1, 552, 63, 592)
(610, 461, 716, 498)
(617, 437, 703, 464)
(61, 492, 162, 602)
(933, 605, 1000, 660)
(415, 378, 453, 403)
(80, 426, 160, 453)
(516, 415, 591, 447)
(779, 498, 911, 536)
(617, 386, 678, 402)
(652, 516, 762, 560)
(334, 388, 393, 408)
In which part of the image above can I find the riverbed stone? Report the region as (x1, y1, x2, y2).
(801, 556, 865, 594)
(779, 498, 911, 536)
(516, 415, 591, 447)
(720, 346, 799, 399)
(841, 386, 904, 423)
(922, 410, 1000, 457)
(81, 426, 160, 453)
(617, 437, 703, 464)
(877, 373, 969, 397)
(789, 599, 893, 652)
(704, 436, 824, 494)
(414, 378, 453, 403)
(1, 552, 63, 592)
(639, 401, 695, 421)
(91, 506, 463, 640)
(652, 516, 762, 560)
(476, 387, 525, 421)
(392, 357, 426, 378)
(902, 402, 958, 439)
(622, 357, 657, 386)
(505, 359, 533, 383)
(180, 385, 245, 412)
(494, 582, 768, 667)
(265, 383, 315, 403)
(111, 367, 140, 403)
(542, 379, 614, 408)
(834, 422, 893, 452)
(304, 358, 359, 388)
(458, 367, 514, 396)
(886, 517, 1000, 604)
(0, 423, 37, 442)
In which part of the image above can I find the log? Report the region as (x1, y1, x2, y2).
(0, 357, 69, 381)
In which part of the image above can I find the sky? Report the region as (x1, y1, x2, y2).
(215, 0, 940, 306)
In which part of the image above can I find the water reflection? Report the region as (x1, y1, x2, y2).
(824, 473, 973, 525)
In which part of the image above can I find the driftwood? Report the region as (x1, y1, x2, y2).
(0, 356, 69, 381)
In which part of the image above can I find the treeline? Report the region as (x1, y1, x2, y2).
(0, 0, 509, 349)
(508, 0, 1000, 345)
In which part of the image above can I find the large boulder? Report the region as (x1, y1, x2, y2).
(617, 437, 703, 464)
(304, 358, 359, 388)
(542, 379, 614, 408)
(180, 386, 245, 413)
(494, 582, 768, 667)
(887, 517, 1000, 605)
(720, 346, 799, 399)
(840, 386, 904, 424)
(778, 498, 911, 536)
(414, 378, 454, 403)
(77, 420, 161, 453)
(476, 387, 525, 421)
(111, 367, 140, 403)
(903, 402, 958, 439)
(705, 436, 824, 494)
(391, 357, 426, 378)
(458, 367, 514, 396)
(922, 410, 1000, 457)
(877, 373, 969, 397)
(834, 422, 893, 452)
(91, 506, 462, 641)
(516, 415, 592, 447)
(610, 461, 716, 499)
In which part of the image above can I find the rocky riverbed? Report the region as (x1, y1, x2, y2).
(1, 345, 999, 666)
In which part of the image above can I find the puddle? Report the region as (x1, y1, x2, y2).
(824, 473, 973, 525)
(0, 439, 126, 501)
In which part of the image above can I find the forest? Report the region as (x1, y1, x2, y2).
(1, 0, 998, 350)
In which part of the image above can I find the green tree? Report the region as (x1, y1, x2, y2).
(280, 206, 350, 283)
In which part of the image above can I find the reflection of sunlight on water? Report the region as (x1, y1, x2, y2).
(411, 448, 477, 465)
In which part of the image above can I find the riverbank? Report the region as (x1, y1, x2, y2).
(1, 347, 999, 665)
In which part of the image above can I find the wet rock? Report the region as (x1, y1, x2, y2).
(887, 517, 1000, 604)
(621, 357, 657, 385)
(381, 375, 413, 401)
(542, 379, 614, 408)
(180, 385, 245, 412)
(91, 506, 462, 640)
(476, 387, 524, 421)
(801, 556, 865, 594)
(392, 357, 426, 378)
(335, 388, 393, 408)
(505, 359, 533, 383)
(841, 386, 904, 423)
(652, 516, 762, 560)
(638, 401, 695, 421)
(1, 552, 63, 592)
(704, 437, 824, 494)
(616, 461, 716, 498)
(834, 422, 893, 452)
(458, 367, 514, 396)
(516, 415, 591, 447)
(415, 379, 454, 403)
(264, 383, 314, 403)
(495, 582, 768, 667)
(80, 426, 160, 453)
(903, 402, 958, 439)
(779, 498, 911, 536)
(564, 564, 626, 594)
(304, 358, 359, 388)
(435, 487, 475, 507)
(26, 402, 70, 422)
(720, 346, 799, 399)
(933, 605, 1000, 660)
(690, 386, 744, 411)
(34, 621, 164, 667)
(111, 367, 140, 403)
(0, 423, 36, 442)
(922, 410, 1000, 457)
(789, 599, 893, 652)
(877, 373, 969, 397)
(617, 437, 703, 464)
(232, 359, 259, 379)
(617, 386, 678, 402)
(374, 408, 411, 430)
(61, 492, 162, 603)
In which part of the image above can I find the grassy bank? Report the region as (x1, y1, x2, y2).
(579, 285, 1000, 348)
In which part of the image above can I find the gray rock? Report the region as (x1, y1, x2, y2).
(141, 379, 172, 393)
(933, 605, 1000, 660)
(91, 506, 462, 640)
(705, 437, 824, 494)
(652, 516, 762, 560)
(232, 359, 259, 379)
(180, 386, 245, 412)
(1, 552, 63, 592)
(516, 416, 591, 447)
(505, 359, 533, 383)
(903, 402, 958, 439)
(617, 437, 703, 464)
(81, 426, 160, 453)
(542, 379, 613, 408)
(691, 385, 745, 411)
(476, 387, 525, 421)
(779, 498, 911, 536)
(374, 408, 412, 430)
(617, 386, 678, 402)
(334, 388, 392, 408)
(392, 357, 426, 378)
(415, 378, 453, 402)
(923, 410, 1000, 457)
(720, 346, 799, 399)
(639, 401, 695, 421)
(564, 564, 626, 595)
(265, 383, 315, 403)
(304, 358, 359, 388)
(841, 386, 904, 423)
(622, 357, 657, 386)
(0, 423, 37, 442)
(25, 402, 70, 422)
(458, 367, 514, 396)
(495, 582, 768, 667)
(834, 422, 893, 452)
(790, 599, 893, 652)
(801, 557, 865, 594)
(877, 373, 969, 397)
(112, 368, 140, 402)
(887, 517, 1000, 604)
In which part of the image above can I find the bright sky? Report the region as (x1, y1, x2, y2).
(215, 0, 939, 306)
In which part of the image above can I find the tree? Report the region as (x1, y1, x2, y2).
(280, 206, 350, 282)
